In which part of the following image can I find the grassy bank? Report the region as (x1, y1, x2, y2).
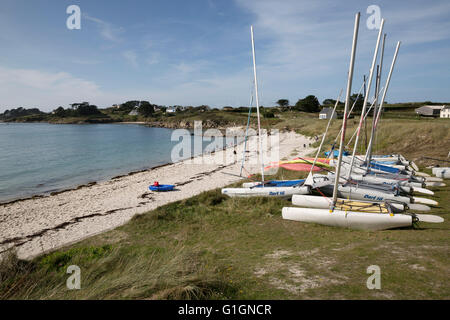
(273, 112, 450, 166)
(0, 116, 449, 300)
(1, 168, 448, 299)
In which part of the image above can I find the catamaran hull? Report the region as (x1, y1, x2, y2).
(282, 207, 412, 231)
(432, 168, 450, 179)
(242, 180, 304, 188)
(291, 194, 406, 213)
(222, 186, 310, 198)
(318, 184, 413, 205)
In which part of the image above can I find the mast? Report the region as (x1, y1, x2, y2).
(373, 42, 401, 129)
(332, 12, 360, 207)
(365, 33, 386, 166)
(346, 19, 385, 179)
(240, 93, 253, 177)
(250, 25, 265, 183)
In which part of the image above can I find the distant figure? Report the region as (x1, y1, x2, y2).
(153, 181, 159, 187)
(303, 144, 306, 148)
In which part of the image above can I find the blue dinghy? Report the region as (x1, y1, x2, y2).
(149, 184, 175, 192)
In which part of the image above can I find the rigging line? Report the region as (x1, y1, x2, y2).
(345, 85, 384, 149)
(240, 81, 254, 176)
(326, 78, 367, 159)
(331, 78, 367, 146)
(307, 89, 343, 178)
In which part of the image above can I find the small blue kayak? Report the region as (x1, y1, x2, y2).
(149, 184, 175, 192)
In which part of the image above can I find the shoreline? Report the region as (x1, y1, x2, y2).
(0, 132, 240, 206)
(0, 131, 315, 260)
(0, 125, 253, 205)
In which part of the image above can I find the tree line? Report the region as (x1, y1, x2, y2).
(275, 94, 366, 113)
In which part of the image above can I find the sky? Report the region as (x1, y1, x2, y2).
(0, 0, 449, 112)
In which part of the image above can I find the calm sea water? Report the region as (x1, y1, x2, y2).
(0, 123, 231, 203)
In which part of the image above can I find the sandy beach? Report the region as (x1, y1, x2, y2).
(0, 130, 314, 260)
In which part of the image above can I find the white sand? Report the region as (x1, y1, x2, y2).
(0, 130, 314, 260)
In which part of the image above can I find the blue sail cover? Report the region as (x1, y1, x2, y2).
(253, 179, 305, 188)
(367, 162, 401, 174)
(372, 160, 397, 165)
(325, 150, 350, 157)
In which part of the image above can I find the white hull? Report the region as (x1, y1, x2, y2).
(408, 204, 431, 211)
(432, 168, 450, 179)
(282, 207, 412, 231)
(425, 181, 446, 187)
(242, 181, 303, 188)
(415, 214, 444, 223)
(319, 183, 413, 205)
(347, 173, 425, 188)
(424, 177, 444, 182)
(291, 194, 406, 213)
(411, 187, 434, 195)
(222, 186, 309, 198)
(412, 196, 438, 206)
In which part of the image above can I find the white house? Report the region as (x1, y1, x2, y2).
(415, 105, 444, 117)
(440, 106, 450, 118)
(166, 106, 177, 113)
(319, 107, 337, 120)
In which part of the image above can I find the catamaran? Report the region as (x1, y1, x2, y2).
(222, 26, 310, 198)
(281, 13, 444, 230)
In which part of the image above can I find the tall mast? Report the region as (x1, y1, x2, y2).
(365, 33, 386, 165)
(347, 19, 385, 179)
(373, 42, 401, 129)
(332, 12, 360, 207)
(251, 25, 265, 183)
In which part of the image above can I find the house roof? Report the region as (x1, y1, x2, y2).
(320, 107, 334, 114)
(420, 105, 445, 110)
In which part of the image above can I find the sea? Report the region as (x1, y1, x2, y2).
(0, 123, 235, 203)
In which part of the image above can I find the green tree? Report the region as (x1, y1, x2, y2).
(349, 94, 365, 112)
(295, 95, 320, 112)
(322, 99, 336, 105)
(53, 106, 66, 117)
(138, 101, 155, 117)
(264, 110, 275, 118)
(77, 104, 101, 116)
(119, 101, 140, 113)
(276, 99, 289, 108)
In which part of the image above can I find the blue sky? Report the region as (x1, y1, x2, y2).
(0, 0, 449, 112)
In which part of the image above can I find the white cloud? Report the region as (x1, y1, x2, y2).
(231, 0, 450, 104)
(0, 66, 110, 111)
(122, 50, 139, 68)
(146, 53, 160, 65)
(83, 14, 124, 42)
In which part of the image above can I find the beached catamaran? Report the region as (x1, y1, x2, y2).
(222, 26, 309, 198)
(281, 13, 444, 230)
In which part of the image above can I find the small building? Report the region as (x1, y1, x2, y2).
(128, 107, 139, 116)
(319, 107, 337, 120)
(223, 106, 234, 111)
(415, 105, 444, 117)
(440, 106, 450, 118)
(129, 102, 140, 116)
(166, 106, 177, 113)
